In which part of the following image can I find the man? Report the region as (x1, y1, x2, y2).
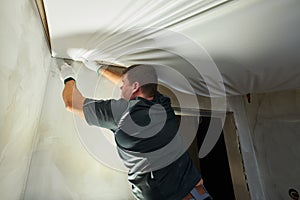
(60, 61, 212, 200)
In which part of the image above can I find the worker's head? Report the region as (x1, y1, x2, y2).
(121, 64, 158, 100)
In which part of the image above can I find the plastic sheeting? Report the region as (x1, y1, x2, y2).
(45, 0, 300, 97)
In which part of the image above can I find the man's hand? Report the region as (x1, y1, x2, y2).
(60, 62, 76, 83)
(81, 59, 103, 75)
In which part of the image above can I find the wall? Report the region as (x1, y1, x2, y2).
(229, 90, 300, 200)
(24, 61, 134, 200)
(244, 90, 300, 200)
(0, 0, 51, 199)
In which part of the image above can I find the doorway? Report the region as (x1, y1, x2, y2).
(197, 116, 235, 199)
(184, 113, 250, 200)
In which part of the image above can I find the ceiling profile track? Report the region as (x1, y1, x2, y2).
(35, 0, 52, 51)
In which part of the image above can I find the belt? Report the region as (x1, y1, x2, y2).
(182, 184, 212, 200)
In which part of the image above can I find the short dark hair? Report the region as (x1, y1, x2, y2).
(123, 64, 158, 97)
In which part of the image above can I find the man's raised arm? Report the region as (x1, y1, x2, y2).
(60, 62, 85, 118)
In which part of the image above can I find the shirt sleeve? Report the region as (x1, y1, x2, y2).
(83, 98, 128, 130)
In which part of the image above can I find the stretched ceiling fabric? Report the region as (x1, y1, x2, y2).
(45, 0, 300, 96)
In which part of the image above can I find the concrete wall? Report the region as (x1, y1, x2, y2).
(244, 90, 300, 200)
(0, 0, 51, 199)
(228, 90, 300, 200)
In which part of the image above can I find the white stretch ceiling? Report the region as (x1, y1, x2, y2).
(44, 0, 300, 96)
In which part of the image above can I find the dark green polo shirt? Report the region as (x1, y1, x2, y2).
(83, 92, 201, 200)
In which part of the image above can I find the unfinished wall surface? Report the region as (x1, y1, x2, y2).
(0, 0, 51, 199)
(244, 90, 300, 200)
(24, 61, 134, 199)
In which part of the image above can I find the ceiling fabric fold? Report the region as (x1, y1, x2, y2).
(44, 0, 300, 96)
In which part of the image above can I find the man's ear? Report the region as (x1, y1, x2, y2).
(132, 82, 140, 93)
